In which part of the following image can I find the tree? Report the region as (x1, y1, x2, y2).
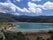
(17, 32, 29, 40)
(48, 31, 53, 40)
(47, 38, 50, 40)
(0, 33, 5, 40)
(36, 36, 43, 40)
(0, 22, 16, 40)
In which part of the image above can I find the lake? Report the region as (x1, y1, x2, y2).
(14, 22, 53, 31)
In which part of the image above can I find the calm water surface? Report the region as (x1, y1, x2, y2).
(14, 22, 53, 30)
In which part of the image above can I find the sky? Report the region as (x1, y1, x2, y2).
(0, 0, 53, 16)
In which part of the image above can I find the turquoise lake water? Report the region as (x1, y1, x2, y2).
(14, 22, 53, 30)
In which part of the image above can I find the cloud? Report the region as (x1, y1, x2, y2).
(0, 0, 30, 14)
(13, 0, 21, 2)
(16, 0, 21, 2)
(28, 2, 37, 8)
(17, 7, 30, 13)
(0, 10, 6, 13)
(28, 7, 42, 13)
(31, 0, 41, 2)
(0, 2, 15, 13)
(0, 1, 42, 14)
(28, 2, 42, 13)
(43, 1, 53, 10)
(0, 0, 53, 15)
(13, 13, 20, 15)
(27, 1, 53, 13)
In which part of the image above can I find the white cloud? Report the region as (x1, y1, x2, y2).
(43, 1, 53, 10)
(16, 0, 21, 2)
(0, 0, 30, 14)
(28, 2, 42, 13)
(0, 2, 15, 13)
(0, 10, 6, 13)
(17, 7, 30, 13)
(31, 0, 41, 2)
(13, 0, 21, 2)
(0, 0, 53, 15)
(35, 8, 42, 13)
(28, 2, 37, 8)
(28, 7, 42, 13)
(27, 1, 53, 14)
(14, 13, 20, 15)
(28, 2, 43, 8)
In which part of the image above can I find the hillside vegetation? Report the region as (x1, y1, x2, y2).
(0, 13, 53, 23)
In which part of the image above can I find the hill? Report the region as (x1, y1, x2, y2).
(0, 12, 17, 22)
(0, 13, 53, 23)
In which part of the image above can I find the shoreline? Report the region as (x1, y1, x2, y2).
(8, 27, 53, 33)
(12, 22, 53, 24)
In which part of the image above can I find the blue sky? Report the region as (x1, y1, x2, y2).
(0, 0, 53, 16)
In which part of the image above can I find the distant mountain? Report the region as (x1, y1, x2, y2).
(0, 12, 53, 23)
(0, 12, 17, 22)
(14, 15, 53, 23)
